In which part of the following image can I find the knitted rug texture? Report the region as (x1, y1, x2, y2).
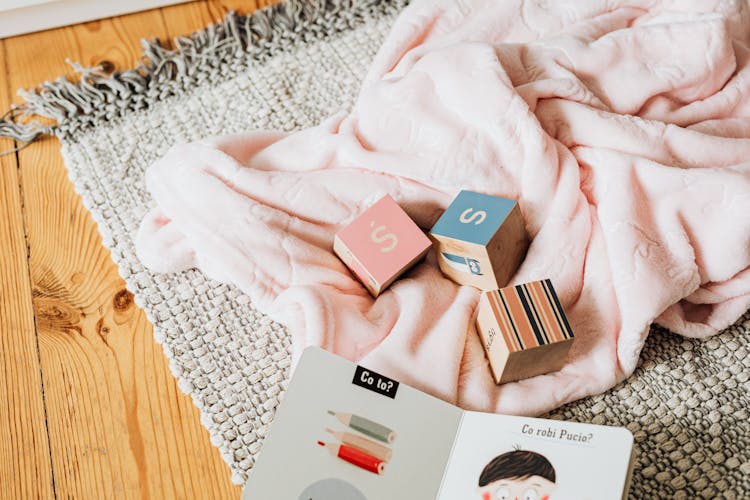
(3, 0, 748, 496)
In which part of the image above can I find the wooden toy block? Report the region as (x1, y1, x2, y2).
(429, 190, 528, 291)
(475, 279, 575, 384)
(333, 194, 432, 297)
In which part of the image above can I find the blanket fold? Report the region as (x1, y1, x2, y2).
(136, 0, 750, 416)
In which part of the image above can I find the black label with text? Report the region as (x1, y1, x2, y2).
(352, 365, 399, 399)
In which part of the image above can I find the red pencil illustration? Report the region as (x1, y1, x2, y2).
(326, 428, 393, 462)
(317, 441, 386, 475)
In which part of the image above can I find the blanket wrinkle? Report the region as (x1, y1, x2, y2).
(136, 0, 750, 416)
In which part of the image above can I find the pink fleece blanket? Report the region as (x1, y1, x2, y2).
(136, 0, 750, 416)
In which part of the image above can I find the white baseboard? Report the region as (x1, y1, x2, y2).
(0, 0, 192, 38)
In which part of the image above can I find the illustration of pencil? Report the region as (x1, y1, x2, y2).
(327, 410, 396, 444)
(326, 428, 393, 462)
(317, 441, 386, 475)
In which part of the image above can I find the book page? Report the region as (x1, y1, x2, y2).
(244, 348, 463, 500)
(438, 412, 634, 500)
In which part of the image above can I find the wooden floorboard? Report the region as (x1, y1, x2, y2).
(0, 1, 272, 498)
(0, 39, 56, 500)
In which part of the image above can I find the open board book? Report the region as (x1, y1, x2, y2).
(243, 348, 635, 500)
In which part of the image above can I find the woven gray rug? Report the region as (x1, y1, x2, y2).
(4, 0, 748, 496)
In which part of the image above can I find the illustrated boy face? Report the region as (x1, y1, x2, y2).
(478, 450, 557, 500)
(478, 475, 556, 500)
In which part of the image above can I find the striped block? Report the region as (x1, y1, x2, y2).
(476, 279, 575, 384)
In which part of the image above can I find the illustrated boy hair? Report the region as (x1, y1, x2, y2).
(478, 449, 556, 487)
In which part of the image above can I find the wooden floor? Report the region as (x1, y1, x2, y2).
(0, 1, 276, 498)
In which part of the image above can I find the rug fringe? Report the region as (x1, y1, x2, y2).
(0, 0, 392, 148)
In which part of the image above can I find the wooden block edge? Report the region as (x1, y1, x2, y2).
(498, 337, 575, 384)
(333, 234, 381, 296)
(475, 292, 510, 384)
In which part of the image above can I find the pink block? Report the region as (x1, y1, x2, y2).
(334, 195, 431, 296)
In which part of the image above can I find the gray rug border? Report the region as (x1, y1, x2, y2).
(0, 0, 408, 146)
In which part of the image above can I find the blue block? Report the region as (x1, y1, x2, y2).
(430, 190, 516, 245)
